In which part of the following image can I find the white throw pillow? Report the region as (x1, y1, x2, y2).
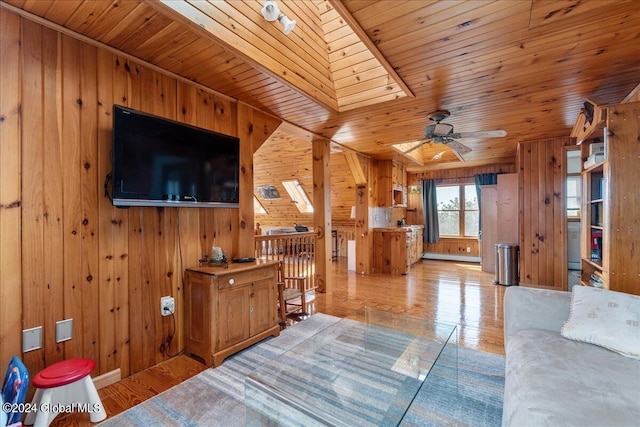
(561, 286, 640, 359)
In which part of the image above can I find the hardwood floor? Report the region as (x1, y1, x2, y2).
(311, 259, 506, 356)
(50, 259, 506, 427)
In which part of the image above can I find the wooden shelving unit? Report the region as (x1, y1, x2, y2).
(580, 155, 605, 287)
(577, 101, 640, 295)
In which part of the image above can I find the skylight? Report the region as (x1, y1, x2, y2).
(282, 180, 313, 213)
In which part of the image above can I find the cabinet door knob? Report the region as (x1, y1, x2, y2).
(228, 278, 235, 285)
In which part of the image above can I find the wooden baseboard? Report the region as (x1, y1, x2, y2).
(93, 368, 121, 390)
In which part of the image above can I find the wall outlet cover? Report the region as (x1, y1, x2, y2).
(161, 296, 175, 316)
(56, 319, 74, 343)
(23, 326, 43, 353)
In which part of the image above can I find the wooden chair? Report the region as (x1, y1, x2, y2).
(277, 261, 314, 326)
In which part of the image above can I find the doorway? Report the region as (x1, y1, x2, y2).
(566, 148, 581, 289)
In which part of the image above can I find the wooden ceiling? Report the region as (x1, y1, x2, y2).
(4, 0, 639, 171)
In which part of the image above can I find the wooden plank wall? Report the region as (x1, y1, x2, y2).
(605, 102, 640, 295)
(407, 164, 516, 257)
(408, 164, 516, 185)
(517, 137, 573, 290)
(0, 8, 22, 373)
(0, 10, 275, 379)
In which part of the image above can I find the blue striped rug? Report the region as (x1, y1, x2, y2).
(99, 314, 504, 426)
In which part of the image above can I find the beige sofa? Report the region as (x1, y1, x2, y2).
(502, 286, 640, 426)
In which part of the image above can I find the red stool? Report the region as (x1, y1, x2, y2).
(24, 358, 106, 427)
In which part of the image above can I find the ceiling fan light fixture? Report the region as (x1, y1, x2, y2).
(433, 123, 453, 135)
(261, 1, 280, 21)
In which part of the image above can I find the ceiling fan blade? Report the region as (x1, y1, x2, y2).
(444, 139, 472, 155)
(454, 130, 507, 139)
(403, 139, 430, 154)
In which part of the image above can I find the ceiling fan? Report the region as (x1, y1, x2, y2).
(404, 110, 506, 156)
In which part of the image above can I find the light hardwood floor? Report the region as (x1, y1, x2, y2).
(49, 258, 506, 427)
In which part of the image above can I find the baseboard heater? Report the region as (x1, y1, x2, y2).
(421, 253, 481, 263)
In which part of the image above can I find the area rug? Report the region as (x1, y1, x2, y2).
(98, 314, 504, 426)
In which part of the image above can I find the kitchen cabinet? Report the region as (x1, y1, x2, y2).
(377, 160, 407, 207)
(372, 226, 423, 274)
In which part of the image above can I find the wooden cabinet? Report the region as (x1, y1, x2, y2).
(408, 227, 424, 265)
(185, 260, 280, 366)
(496, 173, 519, 245)
(392, 161, 407, 188)
(372, 226, 423, 274)
(377, 160, 407, 207)
(578, 101, 640, 295)
(480, 185, 498, 274)
(373, 229, 409, 274)
(481, 174, 519, 274)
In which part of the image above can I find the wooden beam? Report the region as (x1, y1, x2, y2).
(355, 158, 373, 274)
(327, 0, 415, 99)
(312, 137, 332, 293)
(343, 152, 367, 186)
(237, 103, 256, 258)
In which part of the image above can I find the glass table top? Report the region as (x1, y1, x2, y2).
(245, 307, 457, 427)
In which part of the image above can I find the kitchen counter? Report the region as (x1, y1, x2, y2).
(372, 226, 424, 274)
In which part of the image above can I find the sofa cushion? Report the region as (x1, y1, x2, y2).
(503, 329, 640, 427)
(561, 286, 640, 359)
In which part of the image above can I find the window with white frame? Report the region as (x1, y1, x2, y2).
(436, 184, 479, 237)
(282, 180, 313, 213)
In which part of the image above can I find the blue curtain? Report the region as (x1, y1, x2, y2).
(475, 173, 498, 240)
(421, 179, 439, 243)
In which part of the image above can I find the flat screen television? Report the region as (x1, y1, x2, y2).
(111, 105, 240, 208)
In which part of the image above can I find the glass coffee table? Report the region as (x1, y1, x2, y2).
(245, 308, 457, 426)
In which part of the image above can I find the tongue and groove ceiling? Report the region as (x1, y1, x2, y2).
(3, 0, 640, 171)
(147, 0, 413, 112)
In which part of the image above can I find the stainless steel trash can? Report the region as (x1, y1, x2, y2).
(494, 243, 519, 286)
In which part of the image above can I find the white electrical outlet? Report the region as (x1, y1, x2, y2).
(160, 296, 175, 316)
(467, 246, 471, 253)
